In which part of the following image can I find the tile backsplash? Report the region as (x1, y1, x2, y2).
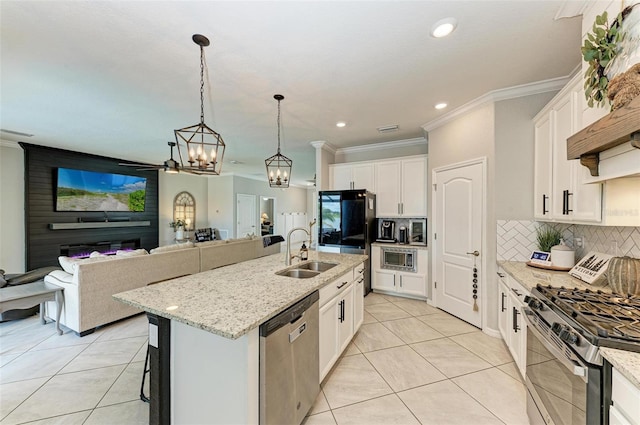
(497, 220, 640, 262)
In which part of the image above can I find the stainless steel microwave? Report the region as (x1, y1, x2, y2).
(408, 219, 427, 246)
(381, 247, 417, 272)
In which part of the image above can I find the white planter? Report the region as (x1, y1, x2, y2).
(175, 229, 184, 240)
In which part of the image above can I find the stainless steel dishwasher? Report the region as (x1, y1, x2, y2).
(260, 290, 319, 425)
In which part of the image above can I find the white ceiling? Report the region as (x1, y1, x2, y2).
(0, 1, 582, 186)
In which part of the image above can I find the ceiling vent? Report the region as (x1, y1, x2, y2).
(377, 125, 399, 133)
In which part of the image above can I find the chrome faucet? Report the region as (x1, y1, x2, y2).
(286, 227, 310, 266)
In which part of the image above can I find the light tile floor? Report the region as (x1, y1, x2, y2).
(0, 293, 528, 424)
(304, 293, 529, 425)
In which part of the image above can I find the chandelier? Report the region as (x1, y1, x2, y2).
(265, 94, 292, 188)
(174, 34, 225, 175)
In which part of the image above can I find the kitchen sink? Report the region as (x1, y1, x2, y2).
(296, 261, 338, 272)
(276, 269, 321, 279)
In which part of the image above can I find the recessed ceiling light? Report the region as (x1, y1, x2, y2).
(435, 103, 448, 110)
(336, 122, 346, 128)
(431, 18, 457, 38)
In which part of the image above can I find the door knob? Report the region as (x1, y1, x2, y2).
(466, 250, 480, 257)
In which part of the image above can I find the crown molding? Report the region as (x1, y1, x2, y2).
(335, 137, 427, 155)
(554, 0, 588, 19)
(421, 75, 572, 132)
(0, 139, 22, 149)
(225, 171, 310, 189)
(310, 140, 337, 155)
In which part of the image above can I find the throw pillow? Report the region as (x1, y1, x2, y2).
(0, 269, 6, 288)
(150, 241, 194, 254)
(115, 249, 148, 257)
(58, 256, 76, 274)
(89, 251, 106, 258)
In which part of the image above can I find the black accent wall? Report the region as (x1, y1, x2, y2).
(21, 143, 159, 270)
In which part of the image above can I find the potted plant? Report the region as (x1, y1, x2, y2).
(536, 226, 563, 253)
(170, 219, 186, 240)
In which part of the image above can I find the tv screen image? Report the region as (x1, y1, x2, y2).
(56, 168, 147, 212)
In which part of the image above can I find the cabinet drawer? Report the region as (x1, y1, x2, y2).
(612, 368, 640, 425)
(319, 272, 353, 306)
(354, 262, 365, 281)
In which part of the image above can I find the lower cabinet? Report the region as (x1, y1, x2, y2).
(371, 246, 428, 299)
(610, 367, 640, 425)
(318, 263, 365, 381)
(497, 268, 529, 378)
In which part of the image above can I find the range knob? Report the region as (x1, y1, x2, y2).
(527, 297, 544, 311)
(551, 322, 565, 335)
(559, 328, 580, 345)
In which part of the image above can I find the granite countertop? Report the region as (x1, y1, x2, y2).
(498, 261, 612, 293)
(372, 242, 428, 250)
(114, 250, 366, 340)
(600, 347, 640, 388)
(499, 261, 640, 387)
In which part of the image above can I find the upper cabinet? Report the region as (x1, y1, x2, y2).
(533, 73, 602, 224)
(375, 156, 427, 218)
(329, 155, 427, 218)
(329, 163, 375, 191)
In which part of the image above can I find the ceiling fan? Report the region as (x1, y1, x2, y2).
(119, 142, 180, 173)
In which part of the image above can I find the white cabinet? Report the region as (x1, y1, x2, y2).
(329, 163, 374, 191)
(318, 263, 365, 381)
(533, 73, 602, 223)
(496, 268, 529, 378)
(371, 246, 428, 299)
(374, 156, 427, 218)
(610, 367, 640, 425)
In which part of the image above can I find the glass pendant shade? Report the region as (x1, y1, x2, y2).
(174, 34, 225, 175)
(265, 94, 292, 188)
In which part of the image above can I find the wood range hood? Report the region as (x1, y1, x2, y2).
(567, 95, 640, 177)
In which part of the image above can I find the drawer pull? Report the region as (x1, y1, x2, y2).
(336, 281, 349, 289)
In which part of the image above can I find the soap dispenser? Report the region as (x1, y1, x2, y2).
(300, 242, 308, 261)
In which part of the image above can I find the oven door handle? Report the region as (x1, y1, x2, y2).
(521, 308, 588, 383)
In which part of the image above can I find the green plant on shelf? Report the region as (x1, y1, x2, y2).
(169, 219, 186, 230)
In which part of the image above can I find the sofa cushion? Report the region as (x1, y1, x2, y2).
(45, 269, 75, 285)
(150, 241, 194, 254)
(115, 249, 148, 257)
(58, 255, 114, 274)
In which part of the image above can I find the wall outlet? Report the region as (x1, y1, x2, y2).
(609, 240, 619, 255)
(574, 237, 583, 248)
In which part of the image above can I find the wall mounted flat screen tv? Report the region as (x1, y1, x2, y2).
(56, 168, 147, 212)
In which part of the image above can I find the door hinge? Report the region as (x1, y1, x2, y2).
(434, 233, 437, 240)
(433, 183, 437, 191)
(434, 281, 437, 288)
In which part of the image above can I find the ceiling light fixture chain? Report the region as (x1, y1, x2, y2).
(173, 34, 225, 176)
(265, 94, 292, 188)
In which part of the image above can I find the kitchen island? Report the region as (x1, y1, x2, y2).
(114, 250, 366, 425)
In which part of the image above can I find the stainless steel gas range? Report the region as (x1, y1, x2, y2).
(523, 285, 640, 425)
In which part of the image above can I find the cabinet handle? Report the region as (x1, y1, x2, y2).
(358, 268, 365, 274)
(397, 203, 401, 214)
(511, 288, 522, 297)
(497, 272, 505, 278)
(393, 275, 396, 286)
(341, 300, 345, 322)
(401, 203, 404, 214)
(337, 281, 349, 289)
(566, 190, 573, 214)
(513, 306, 520, 333)
(400, 275, 403, 288)
(542, 194, 548, 215)
(501, 293, 506, 312)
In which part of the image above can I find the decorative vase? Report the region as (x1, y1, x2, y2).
(175, 228, 184, 240)
(606, 256, 640, 295)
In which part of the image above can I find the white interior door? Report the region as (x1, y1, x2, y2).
(433, 159, 485, 328)
(236, 194, 257, 237)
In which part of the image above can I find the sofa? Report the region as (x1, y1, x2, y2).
(44, 236, 282, 335)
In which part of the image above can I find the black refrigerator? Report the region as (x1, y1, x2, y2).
(318, 190, 376, 295)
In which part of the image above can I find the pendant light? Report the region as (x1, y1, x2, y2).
(174, 34, 225, 175)
(265, 94, 292, 188)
